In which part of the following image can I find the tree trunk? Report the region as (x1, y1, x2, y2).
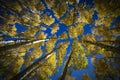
(59, 51, 73, 80)
(0, 39, 49, 53)
(110, 27, 120, 31)
(97, 40, 120, 44)
(83, 40, 120, 53)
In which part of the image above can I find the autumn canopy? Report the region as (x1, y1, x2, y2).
(0, 0, 120, 80)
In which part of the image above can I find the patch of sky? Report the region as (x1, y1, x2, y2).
(71, 69, 88, 80)
(0, 32, 2, 36)
(68, 3, 74, 9)
(44, 27, 52, 37)
(55, 23, 68, 37)
(20, 64, 26, 72)
(94, 54, 103, 59)
(86, 0, 94, 8)
(77, 33, 83, 40)
(83, 24, 92, 35)
(42, 8, 52, 15)
(92, 10, 98, 21)
(79, 0, 85, 4)
(6, 10, 14, 15)
(116, 36, 120, 39)
(15, 23, 28, 33)
(3, 37, 23, 41)
(110, 16, 120, 29)
(86, 56, 96, 80)
(0, 33, 9, 38)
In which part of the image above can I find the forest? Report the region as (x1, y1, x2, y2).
(0, 0, 120, 80)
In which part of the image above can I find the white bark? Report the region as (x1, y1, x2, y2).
(26, 39, 49, 45)
(0, 40, 28, 44)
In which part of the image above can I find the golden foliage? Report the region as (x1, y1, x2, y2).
(82, 34, 96, 42)
(53, 1, 67, 18)
(94, 0, 120, 18)
(32, 48, 43, 59)
(5, 15, 16, 24)
(51, 24, 59, 34)
(6, 1, 22, 12)
(23, 27, 39, 37)
(70, 39, 88, 69)
(78, 8, 94, 24)
(94, 59, 115, 79)
(69, 23, 84, 38)
(24, 48, 42, 67)
(65, 74, 75, 80)
(81, 34, 97, 55)
(35, 52, 57, 80)
(71, 54, 88, 69)
(21, 13, 41, 26)
(0, 0, 120, 79)
(17, 47, 27, 57)
(8, 26, 17, 36)
(82, 74, 91, 80)
(45, 0, 56, 8)
(57, 42, 69, 66)
(62, 8, 78, 26)
(95, 17, 114, 27)
(92, 26, 112, 40)
(72, 39, 85, 56)
(68, 0, 76, 4)
(36, 32, 47, 39)
(41, 14, 55, 26)
(46, 52, 56, 69)
(8, 57, 24, 78)
(35, 1, 45, 10)
(59, 32, 68, 39)
(45, 39, 56, 53)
